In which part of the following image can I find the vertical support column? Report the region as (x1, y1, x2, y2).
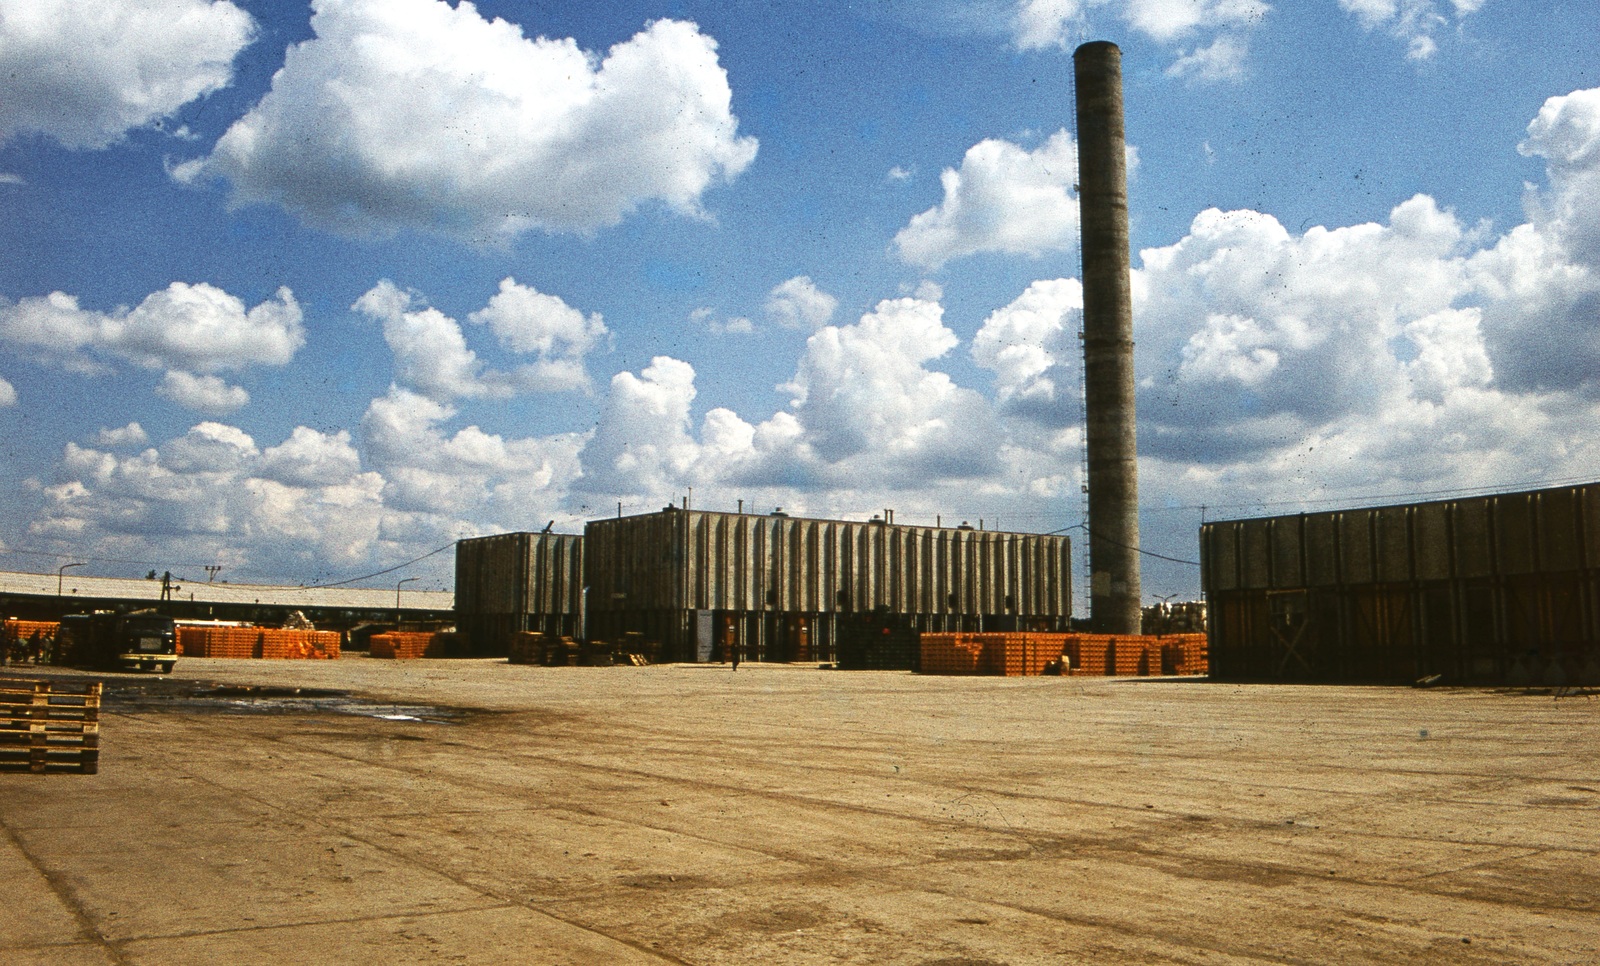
(1075, 41, 1142, 634)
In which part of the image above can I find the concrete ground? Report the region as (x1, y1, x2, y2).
(1, 658, 1596, 965)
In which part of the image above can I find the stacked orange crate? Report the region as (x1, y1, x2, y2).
(369, 633, 397, 659)
(176, 627, 206, 657)
(1027, 633, 1070, 675)
(1069, 634, 1111, 675)
(370, 631, 440, 659)
(918, 633, 985, 675)
(1178, 633, 1209, 675)
(953, 634, 983, 674)
(212, 628, 253, 659)
(254, 629, 341, 659)
(3, 619, 60, 642)
(981, 634, 1021, 676)
(1111, 635, 1146, 675)
(975, 634, 1002, 675)
(207, 628, 232, 659)
(261, 630, 290, 659)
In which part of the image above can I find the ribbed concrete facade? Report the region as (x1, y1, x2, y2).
(457, 510, 1073, 663)
(584, 509, 1073, 663)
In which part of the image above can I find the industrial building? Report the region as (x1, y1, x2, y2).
(0, 569, 453, 629)
(456, 508, 1074, 665)
(453, 531, 583, 653)
(1201, 481, 1600, 686)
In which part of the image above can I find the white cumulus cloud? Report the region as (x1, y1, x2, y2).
(765, 276, 838, 330)
(1466, 87, 1600, 395)
(894, 130, 1079, 269)
(94, 423, 149, 448)
(1337, 0, 1483, 59)
(576, 290, 1005, 503)
(353, 278, 608, 401)
(0, 375, 14, 407)
(361, 386, 587, 524)
(972, 278, 1083, 425)
(0, 284, 302, 409)
(1166, 35, 1249, 81)
(34, 422, 388, 576)
(173, 1, 757, 241)
(1011, 0, 1264, 78)
(157, 371, 250, 415)
(0, 0, 254, 149)
(577, 357, 703, 497)
(467, 278, 609, 393)
(1134, 195, 1476, 459)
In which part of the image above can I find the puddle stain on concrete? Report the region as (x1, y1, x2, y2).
(101, 679, 464, 724)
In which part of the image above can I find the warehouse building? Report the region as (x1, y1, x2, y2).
(453, 531, 583, 655)
(0, 569, 453, 629)
(457, 508, 1074, 665)
(1201, 481, 1600, 686)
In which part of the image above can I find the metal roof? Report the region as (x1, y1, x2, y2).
(0, 570, 454, 611)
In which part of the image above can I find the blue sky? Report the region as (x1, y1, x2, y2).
(2, 0, 1598, 605)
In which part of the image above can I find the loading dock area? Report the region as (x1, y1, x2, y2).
(1, 660, 1595, 964)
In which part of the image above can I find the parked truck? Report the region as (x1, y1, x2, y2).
(56, 611, 177, 674)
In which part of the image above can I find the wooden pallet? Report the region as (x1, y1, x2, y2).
(0, 679, 100, 774)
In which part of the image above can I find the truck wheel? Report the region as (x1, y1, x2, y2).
(160, 662, 175, 674)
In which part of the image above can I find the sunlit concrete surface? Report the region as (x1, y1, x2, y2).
(2, 659, 1596, 965)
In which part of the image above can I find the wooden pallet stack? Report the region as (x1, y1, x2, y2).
(507, 631, 547, 665)
(0, 679, 100, 774)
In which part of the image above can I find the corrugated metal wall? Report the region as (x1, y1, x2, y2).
(455, 532, 583, 654)
(1201, 483, 1600, 685)
(584, 510, 1073, 663)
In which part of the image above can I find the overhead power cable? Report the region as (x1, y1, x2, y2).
(1047, 523, 1200, 567)
(296, 542, 458, 589)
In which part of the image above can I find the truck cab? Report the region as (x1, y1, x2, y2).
(58, 612, 178, 674)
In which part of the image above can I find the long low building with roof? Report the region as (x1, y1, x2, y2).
(0, 569, 454, 630)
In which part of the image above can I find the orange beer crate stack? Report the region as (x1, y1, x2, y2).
(1163, 632, 1209, 675)
(918, 633, 983, 674)
(980, 633, 1070, 676)
(369, 631, 448, 659)
(3, 619, 61, 646)
(178, 626, 340, 659)
(1066, 634, 1113, 675)
(3, 619, 61, 664)
(920, 633, 1069, 677)
(1112, 635, 1149, 675)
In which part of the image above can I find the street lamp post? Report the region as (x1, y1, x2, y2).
(57, 562, 85, 597)
(396, 577, 420, 626)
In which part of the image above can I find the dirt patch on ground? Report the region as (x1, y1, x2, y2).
(1, 660, 1596, 964)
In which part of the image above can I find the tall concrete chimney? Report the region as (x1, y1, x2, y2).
(1074, 41, 1142, 634)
